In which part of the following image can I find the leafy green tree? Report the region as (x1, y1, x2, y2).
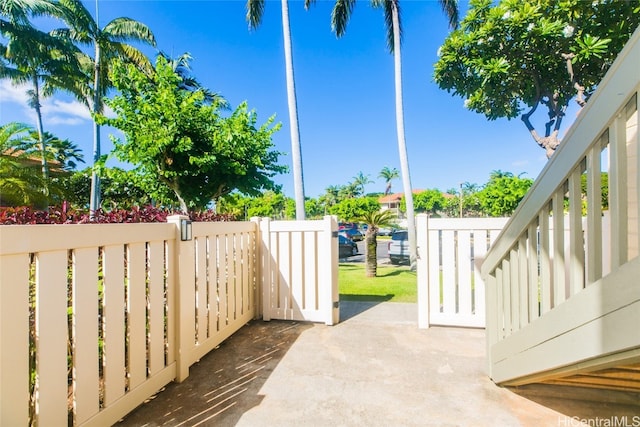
(339, 181, 362, 199)
(443, 181, 484, 217)
(247, 0, 314, 220)
(434, 0, 640, 157)
(158, 51, 229, 109)
(478, 170, 533, 216)
(53, 0, 156, 214)
(411, 189, 446, 216)
(100, 56, 286, 213)
(318, 185, 340, 214)
(331, 0, 459, 270)
(60, 167, 156, 210)
(217, 192, 250, 219)
(378, 165, 399, 195)
(356, 209, 396, 277)
(329, 196, 380, 222)
(246, 190, 289, 219)
(304, 197, 324, 219)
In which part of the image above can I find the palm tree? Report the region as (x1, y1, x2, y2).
(1, 0, 77, 192)
(53, 0, 156, 216)
(379, 166, 399, 195)
(246, 0, 312, 220)
(339, 182, 361, 199)
(331, 0, 458, 269)
(158, 51, 229, 109)
(356, 209, 396, 277)
(0, 122, 48, 207)
(353, 171, 373, 195)
(320, 184, 340, 213)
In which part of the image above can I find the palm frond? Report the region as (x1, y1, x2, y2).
(439, 0, 458, 30)
(331, 0, 356, 38)
(304, 0, 316, 11)
(1, 0, 60, 23)
(57, 0, 97, 42)
(246, 0, 265, 30)
(103, 17, 156, 46)
(375, 0, 402, 53)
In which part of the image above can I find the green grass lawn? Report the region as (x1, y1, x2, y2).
(339, 263, 417, 303)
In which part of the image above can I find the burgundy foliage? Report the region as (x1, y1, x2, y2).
(0, 204, 234, 225)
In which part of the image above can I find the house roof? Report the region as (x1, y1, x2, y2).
(378, 190, 457, 204)
(378, 190, 424, 204)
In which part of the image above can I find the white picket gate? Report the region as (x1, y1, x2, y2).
(416, 215, 508, 328)
(257, 216, 339, 325)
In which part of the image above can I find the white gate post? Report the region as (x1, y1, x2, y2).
(416, 214, 430, 328)
(250, 217, 263, 320)
(322, 215, 339, 325)
(167, 215, 195, 382)
(259, 217, 272, 321)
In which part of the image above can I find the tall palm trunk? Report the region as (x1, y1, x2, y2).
(280, 0, 306, 220)
(31, 74, 49, 182)
(364, 231, 378, 277)
(391, 3, 417, 270)
(89, 42, 101, 216)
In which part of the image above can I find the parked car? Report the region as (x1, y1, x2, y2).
(338, 235, 358, 258)
(388, 230, 409, 264)
(377, 227, 393, 236)
(340, 228, 363, 241)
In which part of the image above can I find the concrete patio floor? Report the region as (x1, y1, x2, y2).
(117, 302, 640, 427)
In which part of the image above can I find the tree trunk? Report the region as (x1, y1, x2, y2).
(280, 0, 306, 220)
(89, 42, 102, 218)
(31, 75, 49, 182)
(364, 231, 377, 277)
(391, 4, 417, 271)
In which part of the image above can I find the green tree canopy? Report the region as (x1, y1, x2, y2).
(412, 189, 446, 216)
(478, 171, 533, 217)
(100, 56, 286, 212)
(434, 0, 640, 157)
(329, 196, 380, 222)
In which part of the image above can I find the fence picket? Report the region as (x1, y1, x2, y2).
(127, 243, 147, 390)
(35, 251, 68, 425)
(103, 245, 127, 406)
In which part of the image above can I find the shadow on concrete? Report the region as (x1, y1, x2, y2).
(116, 320, 313, 427)
(507, 383, 640, 420)
(338, 295, 393, 322)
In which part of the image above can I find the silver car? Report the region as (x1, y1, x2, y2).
(388, 230, 409, 264)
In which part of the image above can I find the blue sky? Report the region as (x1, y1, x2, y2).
(0, 0, 572, 198)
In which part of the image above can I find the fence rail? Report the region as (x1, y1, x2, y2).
(481, 26, 640, 384)
(0, 216, 337, 426)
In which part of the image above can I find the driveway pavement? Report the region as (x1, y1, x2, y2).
(117, 302, 640, 427)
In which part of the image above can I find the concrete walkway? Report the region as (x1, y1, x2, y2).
(117, 302, 638, 427)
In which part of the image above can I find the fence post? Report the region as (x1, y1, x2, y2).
(167, 215, 195, 382)
(416, 214, 430, 329)
(323, 215, 339, 325)
(259, 217, 272, 321)
(250, 217, 263, 320)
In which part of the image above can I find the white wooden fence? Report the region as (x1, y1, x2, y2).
(416, 215, 508, 328)
(0, 216, 338, 426)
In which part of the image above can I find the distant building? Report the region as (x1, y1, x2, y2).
(378, 190, 424, 223)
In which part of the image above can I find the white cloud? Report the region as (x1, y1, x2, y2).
(44, 98, 92, 121)
(0, 80, 98, 126)
(0, 80, 30, 104)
